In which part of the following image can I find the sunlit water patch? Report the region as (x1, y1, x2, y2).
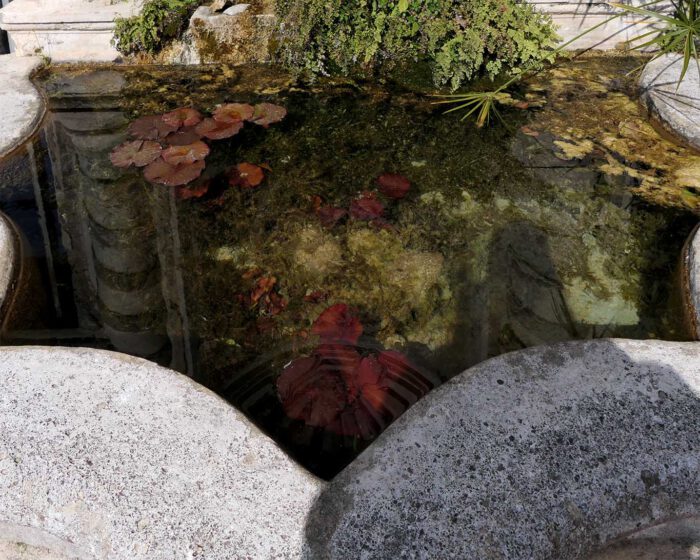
(0, 57, 696, 477)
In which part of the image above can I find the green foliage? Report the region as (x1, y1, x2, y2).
(274, 0, 559, 90)
(615, 0, 699, 85)
(113, 0, 201, 55)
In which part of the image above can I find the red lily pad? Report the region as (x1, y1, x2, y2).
(277, 355, 347, 427)
(377, 173, 411, 199)
(162, 140, 210, 166)
(174, 181, 210, 200)
(128, 115, 178, 140)
(143, 159, 205, 187)
(213, 103, 254, 123)
(228, 163, 265, 189)
(109, 140, 162, 168)
(311, 303, 363, 345)
(195, 118, 244, 140)
(250, 103, 287, 128)
(350, 191, 385, 220)
(250, 276, 277, 305)
(316, 205, 347, 228)
(162, 107, 203, 129)
(344, 355, 390, 411)
(164, 127, 203, 146)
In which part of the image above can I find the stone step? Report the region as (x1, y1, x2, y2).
(0, 0, 141, 61)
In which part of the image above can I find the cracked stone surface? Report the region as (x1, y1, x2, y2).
(305, 339, 700, 559)
(640, 54, 700, 151)
(0, 55, 44, 159)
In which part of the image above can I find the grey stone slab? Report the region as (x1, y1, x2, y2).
(640, 54, 700, 151)
(0, 55, 44, 159)
(307, 339, 700, 559)
(0, 347, 325, 560)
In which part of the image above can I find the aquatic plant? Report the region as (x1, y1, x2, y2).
(275, 0, 559, 90)
(113, 0, 202, 56)
(377, 173, 411, 199)
(110, 102, 286, 189)
(276, 303, 434, 438)
(437, 0, 699, 125)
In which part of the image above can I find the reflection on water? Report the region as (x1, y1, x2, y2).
(0, 59, 696, 477)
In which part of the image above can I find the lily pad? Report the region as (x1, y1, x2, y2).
(174, 181, 210, 200)
(128, 115, 178, 140)
(109, 140, 163, 168)
(251, 103, 287, 128)
(162, 107, 203, 129)
(195, 118, 244, 140)
(162, 141, 210, 166)
(164, 127, 203, 146)
(213, 103, 254, 123)
(228, 163, 265, 189)
(143, 159, 205, 187)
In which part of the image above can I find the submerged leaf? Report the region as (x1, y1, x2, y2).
(213, 103, 255, 123)
(162, 141, 210, 165)
(143, 159, 205, 187)
(128, 115, 178, 140)
(173, 181, 210, 200)
(311, 303, 363, 344)
(195, 118, 244, 140)
(162, 107, 203, 129)
(251, 103, 287, 128)
(377, 173, 411, 199)
(350, 191, 385, 220)
(109, 140, 162, 168)
(316, 205, 347, 228)
(228, 163, 265, 189)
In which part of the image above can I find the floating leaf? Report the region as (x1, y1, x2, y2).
(128, 115, 178, 140)
(250, 103, 287, 128)
(228, 163, 265, 189)
(173, 181, 209, 200)
(143, 159, 205, 187)
(213, 103, 254, 123)
(250, 276, 277, 304)
(377, 173, 411, 199)
(304, 290, 329, 304)
(109, 140, 162, 168)
(350, 191, 385, 220)
(311, 303, 363, 344)
(195, 118, 244, 140)
(162, 141, 210, 165)
(164, 127, 203, 146)
(162, 107, 203, 129)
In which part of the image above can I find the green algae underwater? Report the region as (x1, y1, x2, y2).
(19, 55, 700, 477)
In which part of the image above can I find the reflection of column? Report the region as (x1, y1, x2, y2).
(48, 111, 169, 358)
(43, 69, 194, 372)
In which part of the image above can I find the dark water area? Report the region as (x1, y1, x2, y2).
(0, 58, 697, 478)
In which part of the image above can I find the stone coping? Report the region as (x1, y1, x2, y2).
(0, 340, 698, 558)
(683, 224, 700, 340)
(0, 55, 44, 159)
(640, 54, 700, 151)
(0, 0, 140, 25)
(0, 347, 325, 559)
(307, 339, 699, 559)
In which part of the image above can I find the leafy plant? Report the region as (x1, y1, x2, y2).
(113, 0, 202, 55)
(275, 0, 560, 90)
(437, 0, 700, 126)
(614, 0, 699, 85)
